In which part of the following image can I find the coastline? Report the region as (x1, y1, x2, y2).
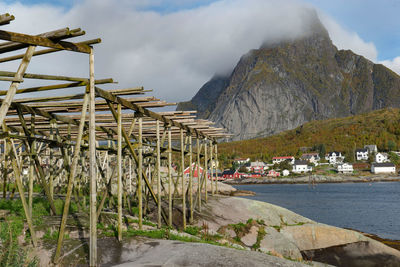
(224, 174, 400, 185)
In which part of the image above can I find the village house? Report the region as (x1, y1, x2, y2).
(183, 163, 204, 178)
(325, 151, 344, 165)
(244, 173, 262, 178)
(246, 161, 268, 173)
(301, 152, 320, 164)
(371, 162, 396, 174)
(221, 169, 242, 179)
(267, 170, 280, 177)
(355, 148, 369, 161)
(233, 158, 250, 166)
(272, 156, 295, 165)
(337, 163, 354, 174)
(375, 152, 389, 163)
(292, 160, 312, 173)
(364, 144, 378, 154)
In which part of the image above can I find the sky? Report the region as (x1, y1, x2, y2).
(0, 0, 399, 106)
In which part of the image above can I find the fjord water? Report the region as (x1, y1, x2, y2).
(234, 182, 400, 240)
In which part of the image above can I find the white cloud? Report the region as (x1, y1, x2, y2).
(379, 57, 400, 75)
(0, 0, 394, 105)
(317, 12, 378, 62)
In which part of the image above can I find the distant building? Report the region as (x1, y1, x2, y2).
(221, 169, 242, 179)
(301, 153, 320, 164)
(267, 170, 280, 177)
(247, 161, 268, 173)
(292, 160, 312, 173)
(272, 156, 295, 165)
(375, 152, 389, 163)
(325, 152, 344, 165)
(233, 158, 250, 166)
(183, 163, 204, 178)
(282, 169, 290, 176)
(355, 148, 369, 161)
(337, 163, 354, 174)
(371, 163, 396, 174)
(364, 145, 378, 154)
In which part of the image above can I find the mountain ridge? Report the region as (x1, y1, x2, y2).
(177, 11, 400, 140)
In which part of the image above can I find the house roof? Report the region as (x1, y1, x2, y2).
(356, 148, 368, 153)
(302, 152, 319, 156)
(293, 160, 309, 165)
(273, 156, 294, 159)
(328, 151, 341, 156)
(372, 163, 395, 167)
(222, 170, 237, 175)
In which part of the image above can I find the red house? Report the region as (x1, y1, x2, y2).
(183, 163, 204, 178)
(267, 170, 280, 177)
(221, 170, 242, 179)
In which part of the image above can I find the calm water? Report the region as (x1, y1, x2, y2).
(234, 182, 400, 240)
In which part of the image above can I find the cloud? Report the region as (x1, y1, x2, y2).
(0, 0, 392, 105)
(316, 12, 378, 62)
(379, 57, 400, 75)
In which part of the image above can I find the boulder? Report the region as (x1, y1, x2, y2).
(260, 227, 303, 260)
(241, 225, 259, 247)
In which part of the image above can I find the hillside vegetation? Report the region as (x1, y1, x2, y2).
(218, 108, 400, 162)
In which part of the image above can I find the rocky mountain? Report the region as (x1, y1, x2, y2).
(177, 11, 400, 140)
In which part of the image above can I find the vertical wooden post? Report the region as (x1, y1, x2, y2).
(88, 47, 97, 267)
(197, 138, 201, 211)
(29, 115, 35, 216)
(204, 138, 208, 202)
(180, 129, 186, 230)
(156, 120, 161, 228)
(54, 93, 89, 263)
(189, 135, 193, 223)
(168, 127, 172, 227)
(117, 104, 122, 241)
(138, 116, 143, 230)
(209, 140, 214, 196)
(2, 140, 8, 198)
(214, 143, 218, 194)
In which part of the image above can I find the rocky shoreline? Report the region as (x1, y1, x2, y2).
(224, 174, 400, 185)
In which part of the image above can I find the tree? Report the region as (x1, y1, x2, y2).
(368, 152, 376, 164)
(388, 152, 399, 165)
(388, 140, 396, 151)
(317, 144, 326, 159)
(278, 160, 292, 171)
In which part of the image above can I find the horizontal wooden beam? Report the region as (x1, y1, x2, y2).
(0, 13, 14, 26)
(0, 29, 94, 54)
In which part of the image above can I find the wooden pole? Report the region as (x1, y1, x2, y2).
(210, 139, 214, 196)
(117, 103, 122, 241)
(0, 45, 36, 126)
(168, 127, 172, 227)
(88, 47, 97, 267)
(189, 135, 193, 223)
(180, 129, 186, 230)
(204, 138, 208, 202)
(2, 139, 8, 198)
(138, 116, 143, 230)
(156, 120, 161, 228)
(197, 138, 201, 211)
(29, 114, 35, 217)
(54, 93, 89, 263)
(215, 144, 218, 194)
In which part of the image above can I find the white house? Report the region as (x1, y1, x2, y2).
(325, 152, 344, 165)
(292, 160, 312, 173)
(301, 153, 320, 164)
(337, 163, 354, 174)
(375, 152, 389, 163)
(246, 161, 268, 173)
(364, 144, 378, 154)
(356, 148, 368, 161)
(371, 163, 396, 174)
(233, 158, 250, 165)
(272, 156, 295, 165)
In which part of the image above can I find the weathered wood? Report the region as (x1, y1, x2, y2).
(0, 13, 15, 26)
(88, 48, 97, 267)
(215, 144, 218, 194)
(53, 93, 89, 263)
(0, 38, 101, 63)
(0, 45, 35, 127)
(168, 127, 172, 226)
(180, 129, 186, 230)
(138, 116, 143, 230)
(197, 138, 201, 211)
(189, 135, 193, 223)
(0, 29, 93, 53)
(117, 103, 123, 241)
(156, 120, 161, 228)
(204, 138, 208, 202)
(210, 139, 214, 196)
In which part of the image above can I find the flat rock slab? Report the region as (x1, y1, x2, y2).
(241, 225, 259, 247)
(260, 226, 302, 260)
(108, 236, 310, 267)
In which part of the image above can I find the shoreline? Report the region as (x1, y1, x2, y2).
(224, 174, 400, 185)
